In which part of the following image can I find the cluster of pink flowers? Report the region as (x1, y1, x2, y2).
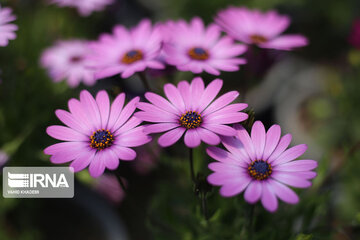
(44, 6, 316, 213)
(40, 6, 308, 88)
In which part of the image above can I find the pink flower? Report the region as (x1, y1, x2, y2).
(215, 7, 308, 51)
(93, 174, 126, 204)
(88, 19, 164, 79)
(162, 17, 247, 75)
(49, 0, 115, 17)
(44, 90, 151, 178)
(207, 121, 317, 212)
(41, 40, 97, 88)
(0, 5, 17, 47)
(349, 19, 360, 49)
(135, 77, 248, 148)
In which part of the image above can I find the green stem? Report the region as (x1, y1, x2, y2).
(248, 204, 256, 240)
(138, 72, 151, 91)
(189, 148, 195, 182)
(201, 192, 209, 221)
(115, 172, 127, 194)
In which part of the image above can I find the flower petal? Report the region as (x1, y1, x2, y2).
(184, 129, 201, 148)
(158, 127, 186, 147)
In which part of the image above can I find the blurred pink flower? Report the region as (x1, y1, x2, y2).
(41, 40, 97, 88)
(0, 5, 18, 47)
(44, 90, 151, 178)
(215, 7, 308, 51)
(135, 77, 248, 148)
(0, 150, 9, 167)
(49, 0, 115, 17)
(349, 19, 360, 49)
(94, 174, 126, 204)
(207, 121, 317, 212)
(87, 19, 164, 79)
(132, 143, 160, 175)
(162, 17, 247, 75)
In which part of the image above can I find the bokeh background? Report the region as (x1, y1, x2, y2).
(1, 0, 360, 239)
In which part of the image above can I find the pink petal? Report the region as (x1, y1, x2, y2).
(143, 123, 179, 134)
(144, 92, 180, 115)
(112, 145, 137, 161)
(79, 90, 101, 129)
(234, 124, 256, 161)
(164, 83, 186, 112)
(267, 134, 292, 163)
(55, 110, 88, 135)
(244, 180, 262, 203)
(269, 179, 299, 204)
(274, 160, 318, 172)
(221, 136, 252, 164)
(158, 127, 186, 147)
(206, 146, 244, 166)
(190, 77, 205, 109)
(219, 177, 251, 197)
(111, 97, 139, 132)
(261, 182, 278, 212)
(184, 129, 201, 148)
(260, 34, 308, 50)
(262, 124, 281, 160)
(197, 128, 221, 145)
(197, 79, 223, 112)
(95, 90, 110, 129)
(46, 125, 87, 141)
(107, 93, 125, 130)
(202, 124, 236, 136)
(201, 91, 243, 115)
(104, 149, 120, 170)
(272, 144, 308, 166)
(70, 150, 96, 172)
(271, 172, 312, 188)
(205, 112, 248, 125)
(89, 153, 106, 178)
(115, 126, 152, 147)
(251, 121, 266, 160)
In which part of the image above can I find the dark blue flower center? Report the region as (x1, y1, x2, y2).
(188, 47, 209, 60)
(248, 160, 272, 180)
(121, 49, 143, 64)
(179, 111, 202, 129)
(90, 129, 114, 150)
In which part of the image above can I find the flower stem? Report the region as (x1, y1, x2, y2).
(248, 204, 256, 239)
(189, 148, 195, 182)
(115, 172, 127, 193)
(138, 72, 151, 91)
(201, 192, 209, 221)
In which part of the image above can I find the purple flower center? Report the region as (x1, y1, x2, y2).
(179, 111, 202, 129)
(188, 47, 210, 61)
(248, 160, 272, 180)
(90, 129, 114, 151)
(121, 49, 143, 64)
(250, 34, 268, 44)
(69, 55, 83, 63)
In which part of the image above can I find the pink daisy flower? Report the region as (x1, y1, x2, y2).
(162, 17, 247, 75)
(44, 90, 151, 178)
(207, 121, 317, 212)
(135, 77, 248, 148)
(215, 7, 308, 51)
(49, 0, 115, 17)
(41, 40, 97, 88)
(87, 19, 164, 79)
(0, 5, 18, 47)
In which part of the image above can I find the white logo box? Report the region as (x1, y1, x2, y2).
(3, 167, 74, 198)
